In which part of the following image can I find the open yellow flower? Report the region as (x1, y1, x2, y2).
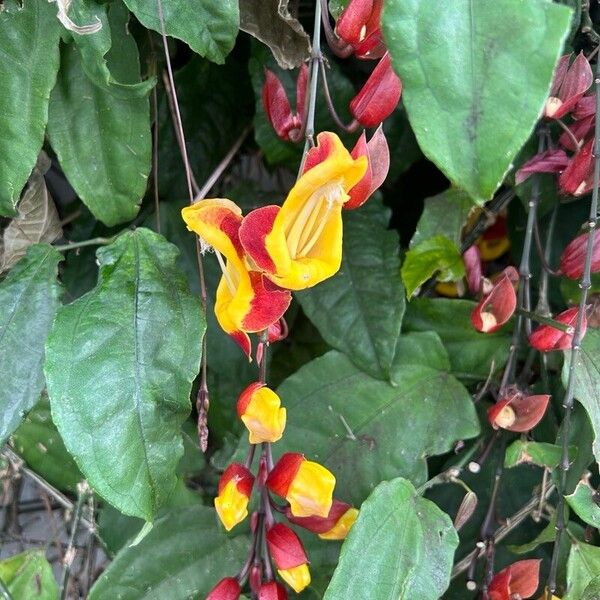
(239, 132, 367, 290)
(181, 199, 291, 357)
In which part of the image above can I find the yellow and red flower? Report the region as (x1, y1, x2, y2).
(286, 499, 358, 540)
(266, 523, 311, 593)
(471, 266, 518, 333)
(239, 132, 367, 290)
(488, 389, 550, 433)
(266, 452, 335, 518)
(214, 463, 254, 531)
(237, 382, 286, 444)
(181, 199, 291, 357)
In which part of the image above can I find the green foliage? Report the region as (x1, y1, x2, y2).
(297, 200, 405, 380)
(565, 540, 600, 599)
(89, 505, 249, 599)
(47, 3, 151, 227)
(122, 0, 239, 64)
(504, 440, 576, 469)
(45, 229, 204, 520)
(12, 398, 82, 492)
(0, 0, 61, 215)
(0, 245, 63, 445)
(402, 235, 465, 298)
(404, 298, 510, 381)
(566, 483, 600, 529)
(0, 551, 58, 600)
(564, 329, 600, 466)
(382, 0, 572, 203)
(325, 478, 458, 599)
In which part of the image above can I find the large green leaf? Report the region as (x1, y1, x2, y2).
(89, 505, 248, 599)
(45, 228, 204, 521)
(0, 245, 63, 445)
(565, 540, 600, 600)
(122, 0, 239, 64)
(0, 0, 61, 215)
(12, 398, 82, 493)
(0, 551, 58, 600)
(47, 4, 151, 227)
(404, 298, 510, 381)
(401, 235, 465, 298)
(297, 201, 405, 380)
(410, 188, 473, 249)
(324, 478, 458, 600)
(382, 0, 572, 203)
(504, 440, 575, 470)
(564, 329, 600, 466)
(236, 346, 479, 506)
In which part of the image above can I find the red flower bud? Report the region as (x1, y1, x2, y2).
(249, 565, 262, 596)
(560, 137, 595, 196)
(206, 577, 241, 600)
(559, 229, 600, 279)
(344, 126, 390, 210)
(259, 581, 288, 600)
(545, 53, 593, 120)
(336, 0, 385, 59)
(471, 267, 518, 333)
(528, 307, 586, 352)
(515, 148, 569, 185)
(266, 523, 311, 593)
(487, 389, 550, 433)
(349, 53, 402, 127)
(262, 65, 308, 141)
(268, 317, 289, 343)
(463, 245, 482, 296)
(488, 559, 541, 600)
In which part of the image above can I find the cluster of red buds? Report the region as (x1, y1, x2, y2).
(207, 374, 358, 599)
(516, 52, 594, 195)
(262, 0, 401, 143)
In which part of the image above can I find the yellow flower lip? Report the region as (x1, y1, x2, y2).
(240, 132, 368, 291)
(237, 383, 286, 444)
(214, 479, 249, 531)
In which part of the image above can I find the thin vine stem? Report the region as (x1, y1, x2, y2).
(547, 54, 600, 597)
(318, 59, 359, 133)
(54, 236, 117, 252)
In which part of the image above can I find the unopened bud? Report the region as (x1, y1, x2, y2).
(453, 491, 478, 531)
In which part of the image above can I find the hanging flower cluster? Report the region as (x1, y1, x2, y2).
(205, 387, 358, 598)
(517, 52, 593, 195)
(182, 131, 383, 598)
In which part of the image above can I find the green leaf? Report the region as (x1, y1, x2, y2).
(401, 236, 465, 299)
(410, 188, 474, 249)
(65, 0, 155, 96)
(565, 540, 600, 600)
(508, 513, 557, 554)
(582, 576, 600, 600)
(504, 440, 576, 469)
(563, 329, 600, 466)
(392, 331, 450, 373)
(239, 0, 310, 69)
(324, 478, 458, 600)
(12, 398, 82, 493)
(122, 0, 239, 64)
(404, 298, 510, 381)
(1, 154, 62, 274)
(45, 228, 204, 521)
(382, 0, 572, 203)
(89, 505, 249, 599)
(236, 349, 479, 506)
(47, 4, 151, 227)
(0, 245, 63, 445)
(0, 0, 61, 215)
(297, 200, 405, 380)
(0, 551, 58, 600)
(566, 483, 600, 529)
(157, 56, 253, 201)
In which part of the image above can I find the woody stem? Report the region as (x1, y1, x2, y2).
(547, 53, 600, 598)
